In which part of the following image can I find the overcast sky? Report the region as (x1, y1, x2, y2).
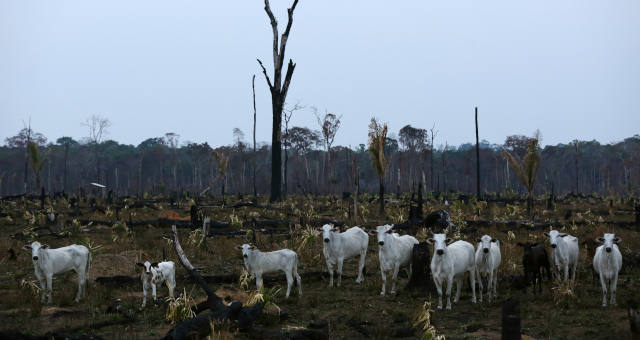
(1, 0, 638, 148)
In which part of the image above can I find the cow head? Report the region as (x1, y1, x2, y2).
(477, 234, 497, 254)
(235, 244, 256, 259)
(23, 241, 49, 261)
(317, 224, 339, 244)
(544, 230, 567, 249)
(516, 242, 539, 256)
(596, 233, 621, 253)
(426, 233, 451, 256)
(136, 261, 159, 278)
(369, 224, 394, 246)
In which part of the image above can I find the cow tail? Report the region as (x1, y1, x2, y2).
(87, 251, 92, 282)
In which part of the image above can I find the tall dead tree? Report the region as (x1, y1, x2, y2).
(252, 75, 258, 201)
(429, 124, 438, 191)
(257, 0, 299, 202)
(475, 107, 481, 199)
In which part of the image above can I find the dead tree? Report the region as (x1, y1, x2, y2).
(475, 107, 481, 199)
(252, 75, 258, 202)
(352, 158, 359, 225)
(257, 0, 300, 203)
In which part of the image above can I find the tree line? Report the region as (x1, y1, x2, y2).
(1, 119, 638, 199)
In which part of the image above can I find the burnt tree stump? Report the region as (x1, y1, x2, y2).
(404, 242, 436, 293)
(501, 298, 521, 340)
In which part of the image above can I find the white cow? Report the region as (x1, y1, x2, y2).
(318, 224, 368, 287)
(475, 235, 501, 302)
(369, 224, 418, 296)
(544, 230, 579, 282)
(137, 260, 176, 307)
(593, 233, 622, 307)
(427, 233, 477, 310)
(23, 241, 91, 303)
(236, 244, 302, 298)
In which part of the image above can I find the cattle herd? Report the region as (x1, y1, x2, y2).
(22, 223, 624, 313)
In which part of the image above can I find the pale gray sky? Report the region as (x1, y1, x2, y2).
(1, 0, 638, 148)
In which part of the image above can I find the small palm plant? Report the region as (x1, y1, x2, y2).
(502, 138, 540, 214)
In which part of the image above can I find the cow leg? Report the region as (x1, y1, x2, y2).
(327, 261, 334, 287)
(152, 282, 157, 303)
(356, 250, 366, 283)
(293, 264, 302, 296)
(445, 275, 453, 310)
(380, 267, 387, 296)
(454, 277, 462, 303)
(167, 278, 175, 299)
(46, 273, 53, 304)
(599, 272, 607, 308)
(563, 264, 569, 282)
(284, 269, 293, 298)
(434, 277, 443, 310)
(390, 263, 400, 294)
(610, 272, 618, 306)
(142, 283, 148, 307)
(76, 272, 84, 302)
(470, 267, 477, 303)
(256, 274, 263, 292)
(571, 262, 577, 281)
(492, 269, 498, 298)
(35, 270, 46, 303)
(477, 272, 484, 302)
(487, 272, 494, 302)
(337, 257, 344, 287)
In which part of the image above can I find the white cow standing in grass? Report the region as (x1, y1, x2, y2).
(475, 235, 501, 302)
(427, 233, 477, 310)
(593, 233, 623, 308)
(318, 224, 368, 287)
(369, 224, 418, 296)
(544, 230, 579, 282)
(236, 244, 302, 298)
(137, 260, 176, 307)
(23, 241, 91, 303)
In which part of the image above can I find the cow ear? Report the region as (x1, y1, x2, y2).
(386, 229, 394, 234)
(476, 238, 481, 243)
(136, 262, 145, 267)
(22, 245, 32, 250)
(543, 232, 550, 237)
(491, 238, 498, 243)
(614, 237, 621, 244)
(235, 245, 243, 250)
(249, 246, 256, 250)
(368, 230, 377, 236)
(41, 244, 49, 249)
(150, 262, 159, 267)
(445, 238, 453, 244)
(426, 238, 434, 245)
(596, 237, 604, 244)
(559, 234, 568, 238)
(332, 227, 340, 232)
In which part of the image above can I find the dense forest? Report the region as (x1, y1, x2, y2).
(1, 122, 638, 198)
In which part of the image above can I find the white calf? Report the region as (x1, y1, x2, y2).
(137, 260, 176, 307)
(369, 224, 418, 296)
(237, 244, 302, 298)
(475, 235, 501, 302)
(544, 230, 579, 282)
(23, 241, 91, 303)
(318, 224, 368, 287)
(427, 233, 476, 310)
(593, 233, 622, 307)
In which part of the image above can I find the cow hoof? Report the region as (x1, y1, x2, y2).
(446, 305, 452, 310)
(437, 305, 442, 311)
(380, 292, 385, 296)
(390, 290, 396, 294)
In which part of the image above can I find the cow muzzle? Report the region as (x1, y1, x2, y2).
(378, 241, 384, 246)
(483, 248, 489, 253)
(551, 244, 557, 249)
(324, 238, 330, 243)
(436, 249, 444, 256)
(243, 254, 248, 258)
(606, 247, 611, 253)
(32, 256, 38, 261)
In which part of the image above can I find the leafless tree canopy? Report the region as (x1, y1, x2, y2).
(83, 114, 111, 145)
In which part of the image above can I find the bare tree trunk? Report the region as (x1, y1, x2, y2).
(574, 141, 579, 194)
(396, 167, 401, 198)
(353, 158, 359, 224)
(475, 107, 481, 199)
(252, 76, 258, 201)
(379, 177, 385, 215)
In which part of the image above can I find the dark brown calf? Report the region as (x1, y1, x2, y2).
(517, 242, 552, 294)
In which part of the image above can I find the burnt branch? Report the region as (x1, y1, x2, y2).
(171, 225, 219, 303)
(264, 0, 279, 68)
(279, 0, 299, 70)
(281, 59, 296, 100)
(257, 58, 274, 90)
